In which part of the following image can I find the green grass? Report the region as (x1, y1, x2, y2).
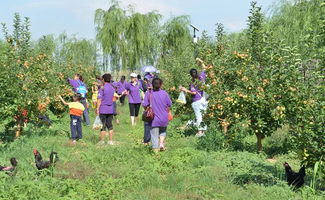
(0, 105, 324, 200)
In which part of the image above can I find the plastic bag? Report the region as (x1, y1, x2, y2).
(203, 91, 210, 100)
(93, 116, 103, 130)
(177, 91, 186, 104)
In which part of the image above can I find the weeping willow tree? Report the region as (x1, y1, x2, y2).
(317, 1, 325, 67)
(267, 0, 324, 59)
(95, 1, 161, 71)
(161, 16, 192, 56)
(50, 33, 97, 67)
(35, 35, 56, 56)
(157, 15, 194, 92)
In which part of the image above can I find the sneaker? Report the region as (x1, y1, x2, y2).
(159, 144, 165, 151)
(71, 140, 77, 144)
(107, 141, 115, 145)
(97, 141, 106, 146)
(195, 133, 205, 137)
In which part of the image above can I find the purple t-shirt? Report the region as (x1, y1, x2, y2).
(117, 81, 127, 94)
(144, 74, 153, 81)
(190, 71, 206, 102)
(147, 81, 152, 89)
(145, 75, 154, 89)
(125, 82, 143, 104)
(68, 78, 88, 94)
(111, 81, 118, 92)
(68, 79, 79, 92)
(143, 89, 172, 127)
(199, 71, 206, 82)
(98, 83, 114, 114)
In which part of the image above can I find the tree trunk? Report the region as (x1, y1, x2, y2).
(221, 119, 229, 136)
(15, 123, 22, 138)
(223, 125, 228, 136)
(15, 119, 24, 138)
(256, 133, 263, 153)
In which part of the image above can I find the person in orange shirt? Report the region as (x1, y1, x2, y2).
(59, 94, 85, 144)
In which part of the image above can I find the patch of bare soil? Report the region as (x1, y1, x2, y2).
(266, 158, 277, 164)
(56, 160, 94, 180)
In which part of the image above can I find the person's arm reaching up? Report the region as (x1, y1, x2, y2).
(58, 96, 68, 105)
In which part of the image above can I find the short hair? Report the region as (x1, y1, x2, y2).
(75, 74, 84, 82)
(152, 78, 163, 91)
(121, 76, 126, 81)
(102, 73, 112, 83)
(137, 75, 142, 79)
(190, 68, 198, 76)
(73, 94, 81, 101)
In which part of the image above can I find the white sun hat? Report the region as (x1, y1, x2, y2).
(130, 73, 138, 78)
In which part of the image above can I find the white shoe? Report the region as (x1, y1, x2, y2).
(195, 133, 205, 137)
(107, 141, 115, 145)
(159, 144, 165, 151)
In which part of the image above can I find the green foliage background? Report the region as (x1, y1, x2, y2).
(0, 0, 324, 198)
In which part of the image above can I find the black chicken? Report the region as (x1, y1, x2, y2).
(0, 158, 18, 174)
(38, 115, 52, 126)
(283, 162, 305, 189)
(33, 149, 58, 170)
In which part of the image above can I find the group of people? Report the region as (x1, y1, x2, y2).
(59, 60, 208, 151)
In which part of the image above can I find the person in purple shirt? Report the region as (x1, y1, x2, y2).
(142, 77, 153, 145)
(138, 74, 148, 93)
(142, 78, 151, 146)
(68, 74, 90, 126)
(124, 73, 144, 126)
(117, 76, 127, 106)
(143, 78, 172, 152)
(144, 72, 153, 81)
(180, 68, 208, 137)
(97, 73, 115, 145)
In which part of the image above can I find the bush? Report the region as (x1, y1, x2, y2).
(263, 127, 291, 157)
(197, 124, 225, 151)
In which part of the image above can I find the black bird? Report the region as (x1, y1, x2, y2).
(38, 115, 52, 126)
(283, 162, 305, 189)
(33, 149, 58, 170)
(0, 158, 18, 175)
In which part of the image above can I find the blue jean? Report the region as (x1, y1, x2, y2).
(150, 127, 167, 149)
(80, 98, 90, 125)
(70, 115, 82, 140)
(144, 122, 151, 143)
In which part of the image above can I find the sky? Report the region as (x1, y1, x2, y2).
(0, 0, 277, 40)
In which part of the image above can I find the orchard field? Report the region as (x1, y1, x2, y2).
(0, 105, 323, 200)
(0, 0, 324, 199)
